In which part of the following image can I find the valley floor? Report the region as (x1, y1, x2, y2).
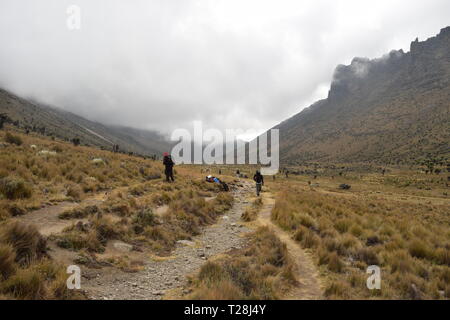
(0, 128, 448, 300)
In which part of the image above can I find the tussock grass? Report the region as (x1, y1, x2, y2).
(105, 256, 144, 273)
(133, 208, 157, 231)
(4, 132, 23, 146)
(241, 197, 264, 222)
(0, 129, 165, 215)
(0, 244, 16, 280)
(148, 192, 234, 254)
(271, 185, 450, 300)
(54, 230, 104, 252)
(0, 177, 32, 200)
(66, 184, 83, 201)
(0, 222, 82, 300)
(54, 215, 128, 253)
(0, 129, 241, 298)
(58, 205, 99, 220)
(54, 191, 234, 255)
(0, 222, 47, 266)
(187, 227, 296, 300)
(1, 267, 46, 299)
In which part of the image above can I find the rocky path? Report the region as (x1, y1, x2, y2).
(15, 179, 323, 300)
(83, 182, 254, 300)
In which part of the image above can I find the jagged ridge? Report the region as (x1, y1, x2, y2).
(274, 26, 450, 165)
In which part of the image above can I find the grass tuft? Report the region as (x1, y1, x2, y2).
(0, 222, 47, 266)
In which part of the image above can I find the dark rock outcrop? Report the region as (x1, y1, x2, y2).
(271, 26, 450, 165)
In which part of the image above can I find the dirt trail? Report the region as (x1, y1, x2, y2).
(14, 180, 155, 236)
(253, 191, 323, 300)
(13, 180, 323, 300)
(14, 194, 106, 236)
(83, 183, 253, 300)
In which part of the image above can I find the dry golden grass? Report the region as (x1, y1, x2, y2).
(1, 129, 239, 282)
(241, 197, 263, 222)
(6, 126, 447, 300)
(0, 221, 47, 266)
(270, 176, 450, 300)
(52, 186, 234, 255)
(186, 226, 296, 300)
(0, 129, 164, 221)
(0, 221, 83, 300)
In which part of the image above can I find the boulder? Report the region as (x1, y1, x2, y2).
(113, 241, 133, 252)
(177, 240, 195, 246)
(92, 158, 105, 165)
(38, 150, 57, 156)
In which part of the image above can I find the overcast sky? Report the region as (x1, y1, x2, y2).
(1, 0, 449, 140)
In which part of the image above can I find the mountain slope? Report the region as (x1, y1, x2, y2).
(273, 27, 450, 165)
(0, 88, 172, 156)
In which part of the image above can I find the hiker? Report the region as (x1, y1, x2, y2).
(236, 169, 240, 177)
(285, 170, 289, 178)
(253, 170, 264, 196)
(163, 152, 175, 182)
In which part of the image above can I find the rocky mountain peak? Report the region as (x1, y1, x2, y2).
(270, 26, 450, 164)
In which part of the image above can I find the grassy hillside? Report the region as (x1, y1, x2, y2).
(0, 88, 171, 157)
(0, 127, 235, 299)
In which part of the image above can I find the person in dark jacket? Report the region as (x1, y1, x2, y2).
(253, 170, 264, 196)
(163, 152, 175, 182)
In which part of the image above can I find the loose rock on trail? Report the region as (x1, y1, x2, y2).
(83, 182, 253, 300)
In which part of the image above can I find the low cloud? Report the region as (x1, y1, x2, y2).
(0, 0, 449, 138)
